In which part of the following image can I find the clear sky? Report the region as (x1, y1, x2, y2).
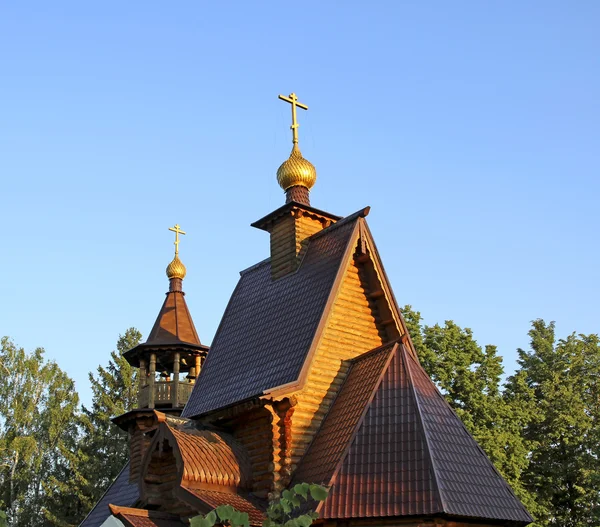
(1, 2, 598, 408)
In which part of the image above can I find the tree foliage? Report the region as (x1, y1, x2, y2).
(190, 484, 328, 527)
(506, 320, 600, 526)
(403, 307, 600, 526)
(0, 337, 80, 526)
(79, 328, 142, 506)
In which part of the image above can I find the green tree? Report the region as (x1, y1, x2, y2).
(42, 440, 91, 526)
(0, 337, 80, 526)
(506, 320, 600, 527)
(80, 328, 142, 506)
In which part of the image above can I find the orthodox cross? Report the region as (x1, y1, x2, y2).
(168, 224, 186, 256)
(278, 92, 308, 145)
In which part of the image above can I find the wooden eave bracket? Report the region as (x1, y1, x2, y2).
(251, 201, 341, 232)
(111, 408, 168, 431)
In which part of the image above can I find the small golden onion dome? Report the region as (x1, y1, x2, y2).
(166, 255, 187, 280)
(276, 144, 317, 191)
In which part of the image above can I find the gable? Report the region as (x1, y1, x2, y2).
(289, 243, 392, 464)
(293, 342, 398, 485)
(182, 214, 360, 418)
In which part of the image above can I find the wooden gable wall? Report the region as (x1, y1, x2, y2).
(290, 223, 399, 467)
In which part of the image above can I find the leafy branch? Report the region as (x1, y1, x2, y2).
(190, 484, 328, 527)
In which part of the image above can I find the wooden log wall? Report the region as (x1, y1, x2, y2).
(233, 407, 277, 499)
(142, 436, 196, 517)
(291, 252, 387, 466)
(231, 399, 295, 499)
(129, 416, 159, 484)
(144, 437, 179, 507)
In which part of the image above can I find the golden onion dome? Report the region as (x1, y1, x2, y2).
(276, 144, 317, 191)
(166, 255, 187, 280)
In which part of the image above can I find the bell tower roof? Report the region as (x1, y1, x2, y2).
(124, 225, 208, 367)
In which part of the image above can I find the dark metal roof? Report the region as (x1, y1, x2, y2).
(404, 345, 533, 523)
(295, 342, 532, 524)
(182, 213, 362, 418)
(293, 342, 399, 486)
(79, 462, 139, 527)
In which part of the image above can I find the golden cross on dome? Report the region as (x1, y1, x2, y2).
(278, 92, 308, 145)
(168, 224, 186, 256)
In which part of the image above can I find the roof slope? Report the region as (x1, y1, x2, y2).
(293, 342, 398, 486)
(145, 290, 201, 346)
(405, 346, 532, 522)
(183, 215, 360, 418)
(79, 463, 139, 527)
(295, 342, 532, 524)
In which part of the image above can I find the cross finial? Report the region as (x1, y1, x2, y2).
(278, 92, 308, 146)
(168, 224, 186, 256)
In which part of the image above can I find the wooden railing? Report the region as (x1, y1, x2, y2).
(138, 380, 195, 409)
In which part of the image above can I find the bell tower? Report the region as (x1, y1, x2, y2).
(123, 224, 208, 411)
(113, 224, 208, 483)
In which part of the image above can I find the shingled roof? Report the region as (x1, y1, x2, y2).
(183, 212, 364, 418)
(79, 463, 139, 527)
(158, 423, 253, 489)
(124, 286, 208, 367)
(294, 341, 533, 524)
(180, 488, 265, 526)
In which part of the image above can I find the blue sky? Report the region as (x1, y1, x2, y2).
(1, 2, 598, 408)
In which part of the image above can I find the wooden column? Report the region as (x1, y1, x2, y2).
(173, 352, 180, 407)
(148, 353, 156, 409)
(138, 358, 147, 408)
(195, 355, 202, 378)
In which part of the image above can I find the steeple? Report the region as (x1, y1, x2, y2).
(123, 224, 208, 410)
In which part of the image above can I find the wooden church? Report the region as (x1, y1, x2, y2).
(80, 94, 532, 527)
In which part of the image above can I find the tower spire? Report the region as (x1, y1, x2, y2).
(276, 92, 317, 205)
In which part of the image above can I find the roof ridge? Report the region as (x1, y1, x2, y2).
(180, 290, 201, 344)
(295, 342, 398, 485)
(402, 346, 533, 521)
(348, 339, 400, 364)
(174, 290, 180, 341)
(401, 341, 446, 513)
(313, 344, 398, 511)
